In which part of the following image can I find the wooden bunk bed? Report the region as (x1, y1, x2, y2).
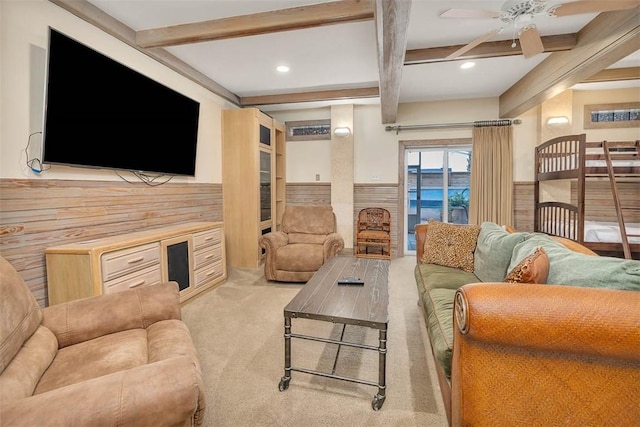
(534, 134, 640, 259)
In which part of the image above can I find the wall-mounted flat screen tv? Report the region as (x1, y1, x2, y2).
(43, 28, 200, 176)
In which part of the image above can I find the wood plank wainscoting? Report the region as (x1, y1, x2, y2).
(514, 182, 535, 232)
(572, 180, 640, 223)
(1, 179, 537, 307)
(512, 181, 639, 234)
(0, 179, 222, 307)
(286, 182, 332, 206)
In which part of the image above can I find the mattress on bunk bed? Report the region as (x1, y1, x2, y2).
(540, 220, 640, 244)
(584, 221, 640, 244)
(539, 158, 637, 170)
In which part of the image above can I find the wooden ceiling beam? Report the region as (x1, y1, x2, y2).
(240, 86, 379, 107)
(49, 0, 639, 115)
(375, 0, 412, 124)
(499, 8, 640, 118)
(239, 63, 638, 106)
(581, 66, 640, 83)
(405, 34, 577, 65)
(136, 0, 375, 48)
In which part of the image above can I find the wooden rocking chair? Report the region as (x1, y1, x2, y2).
(356, 208, 391, 259)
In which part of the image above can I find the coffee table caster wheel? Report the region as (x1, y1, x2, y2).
(278, 377, 290, 392)
(372, 394, 385, 411)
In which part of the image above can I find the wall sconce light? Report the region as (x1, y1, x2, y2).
(333, 127, 351, 137)
(546, 116, 570, 127)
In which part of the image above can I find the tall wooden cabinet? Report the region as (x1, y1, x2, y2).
(222, 108, 285, 268)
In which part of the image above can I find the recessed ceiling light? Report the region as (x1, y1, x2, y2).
(460, 61, 476, 70)
(276, 65, 290, 73)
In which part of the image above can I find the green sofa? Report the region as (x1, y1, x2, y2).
(414, 221, 640, 425)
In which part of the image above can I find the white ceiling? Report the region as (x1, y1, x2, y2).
(86, 0, 640, 112)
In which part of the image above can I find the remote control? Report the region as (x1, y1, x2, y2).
(337, 277, 365, 285)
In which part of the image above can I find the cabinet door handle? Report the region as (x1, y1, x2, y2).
(128, 280, 146, 288)
(127, 256, 145, 264)
(204, 236, 214, 241)
(205, 254, 214, 260)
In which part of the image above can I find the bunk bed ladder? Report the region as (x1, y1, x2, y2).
(602, 141, 632, 259)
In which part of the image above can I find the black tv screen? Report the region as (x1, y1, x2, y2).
(43, 28, 200, 176)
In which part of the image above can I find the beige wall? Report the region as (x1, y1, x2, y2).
(274, 88, 637, 201)
(1, 0, 233, 183)
(272, 98, 504, 185)
(573, 87, 640, 141)
(331, 104, 355, 248)
(533, 87, 639, 203)
(353, 104, 398, 183)
(267, 108, 332, 183)
(513, 106, 539, 182)
(3, 1, 637, 192)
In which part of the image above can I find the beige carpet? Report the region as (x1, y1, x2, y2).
(181, 256, 448, 427)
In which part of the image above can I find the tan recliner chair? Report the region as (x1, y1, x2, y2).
(259, 204, 345, 282)
(0, 255, 205, 426)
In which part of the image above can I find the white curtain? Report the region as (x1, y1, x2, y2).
(468, 125, 513, 226)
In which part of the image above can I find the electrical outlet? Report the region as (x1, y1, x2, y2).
(315, 174, 320, 181)
(372, 175, 381, 181)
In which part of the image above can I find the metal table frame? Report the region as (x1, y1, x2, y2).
(278, 319, 388, 410)
(277, 257, 389, 410)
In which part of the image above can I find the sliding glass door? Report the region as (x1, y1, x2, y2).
(406, 146, 472, 252)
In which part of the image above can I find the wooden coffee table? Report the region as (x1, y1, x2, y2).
(278, 256, 390, 410)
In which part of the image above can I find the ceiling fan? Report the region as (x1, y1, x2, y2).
(440, 0, 639, 60)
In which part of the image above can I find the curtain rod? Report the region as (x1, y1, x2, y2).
(385, 119, 522, 134)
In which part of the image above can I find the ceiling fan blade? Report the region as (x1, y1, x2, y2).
(445, 29, 503, 60)
(440, 8, 501, 19)
(444, 28, 502, 60)
(519, 26, 545, 58)
(549, 1, 639, 17)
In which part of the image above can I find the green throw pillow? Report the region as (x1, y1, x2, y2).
(509, 234, 640, 291)
(473, 222, 528, 282)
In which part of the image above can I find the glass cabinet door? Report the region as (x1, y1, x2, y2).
(259, 149, 271, 222)
(259, 124, 271, 146)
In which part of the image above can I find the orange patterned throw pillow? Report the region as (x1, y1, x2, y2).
(421, 220, 480, 273)
(504, 247, 549, 284)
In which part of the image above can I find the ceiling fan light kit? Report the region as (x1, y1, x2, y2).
(440, 0, 639, 60)
(499, 0, 547, 23)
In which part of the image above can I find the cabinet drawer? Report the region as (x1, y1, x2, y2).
(194, 260, 223, 288)
(103, 265, 162, 294)
(193, 228, 221, 250)
(194, 243, 222, 270)
(101, 243, 160, 282)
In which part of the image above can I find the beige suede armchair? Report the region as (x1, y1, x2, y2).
(0, 255, 205, 427)
(259, 204, 345, 282)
